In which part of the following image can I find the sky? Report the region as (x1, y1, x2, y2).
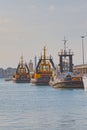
(0, 0, 87, 68)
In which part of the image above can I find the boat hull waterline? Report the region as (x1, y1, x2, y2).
(50, 80, 83, 88)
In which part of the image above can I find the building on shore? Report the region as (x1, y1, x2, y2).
(73, 64, 87, 75)
(0, 67, 16, 78)
(34, 56, 37, 70)
(29, 60, 33, 72)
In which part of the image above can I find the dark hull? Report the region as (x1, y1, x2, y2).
(33, 81, 49, 86)
(50, 80, 84, 89)
(13, 78, 30, 83)
(32, 79, 50, 86)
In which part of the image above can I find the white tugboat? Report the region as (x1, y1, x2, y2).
(49, 38, 83, 88)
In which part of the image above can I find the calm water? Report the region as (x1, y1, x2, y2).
(0, 79, 87, 130)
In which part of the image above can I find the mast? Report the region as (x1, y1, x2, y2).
(20, 56, 24, 67)
(58, 37, 73, 73)
(62, 37, 67, 55)
(43, 46, 46, 64)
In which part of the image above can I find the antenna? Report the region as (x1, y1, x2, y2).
(62, 37, 68, 55)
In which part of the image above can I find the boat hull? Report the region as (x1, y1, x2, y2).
(32, 81, 49, 86)
(13, 78, 30, 83)
(31, 77, 50, 86)
(49, 80, 84, 89)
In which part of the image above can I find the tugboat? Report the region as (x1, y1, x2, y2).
(31, 47, 55, 85)
(13, 56, 30, 83)
(49, 38, 84, 88)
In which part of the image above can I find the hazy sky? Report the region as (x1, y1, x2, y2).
(0, 0, 87, 68)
